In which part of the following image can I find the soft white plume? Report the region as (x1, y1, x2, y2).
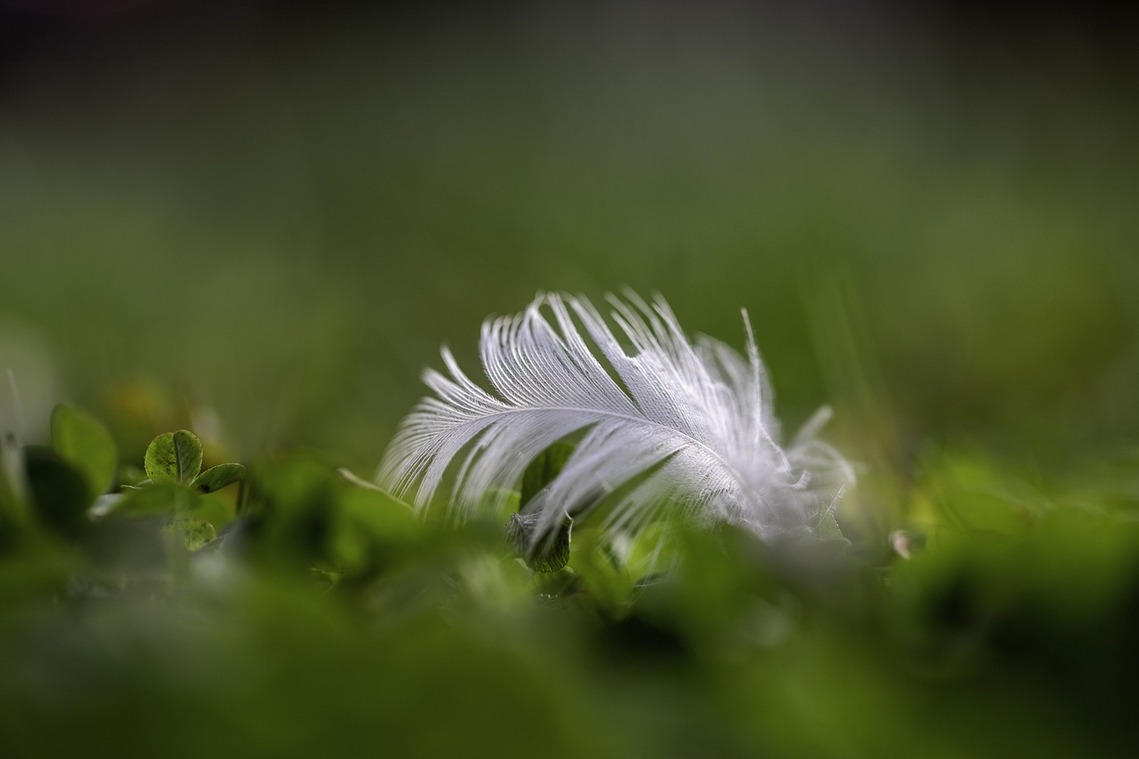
(378, 292, 853, 545)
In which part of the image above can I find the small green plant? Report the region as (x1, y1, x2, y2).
(1, 404, 124, 545)
(94, 428, 246, 552)
(0, 405, 246, 557)
(1, 391, 1137, 757)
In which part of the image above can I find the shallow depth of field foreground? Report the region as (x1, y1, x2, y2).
(1, 2, 1137, 757)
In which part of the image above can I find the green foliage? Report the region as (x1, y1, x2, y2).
(193, 463, 246, 493)
(519, 441, 575, 506)
(506, 511, 573, 573)
(144, 430, 204, 485)
(0, 403, 1137, 756)
(22, 445, 90, 539)
(50, 404, 117, 500)
(503, 443, 577, 572)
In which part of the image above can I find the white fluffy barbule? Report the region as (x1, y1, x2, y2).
(378, 292, 853, 545)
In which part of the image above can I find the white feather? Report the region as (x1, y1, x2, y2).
(378, 292, 853, 545)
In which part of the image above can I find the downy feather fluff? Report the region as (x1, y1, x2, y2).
(378, 292, 852, 546)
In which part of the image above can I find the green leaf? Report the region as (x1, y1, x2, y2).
(242, 458, 336, 563)
(508, 442, 577, 573)
(165, 518, 217, 551)
(338, 483, 419, 540)
(51, 404, 117, 500)
(621, 521, 679, 582)
(568, 524, 635, 609)
(192, 463, 246, 493)
(520, 442, 574, 506)
(144, 430, 203, 485)
(506, 511, 573, 573)
(331, 483, 422, 574)
(23, 446, 91, 539)
(112, 482, 197, 517)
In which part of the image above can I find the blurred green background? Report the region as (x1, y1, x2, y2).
(3, 1, 1136, 477)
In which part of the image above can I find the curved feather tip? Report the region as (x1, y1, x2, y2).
(378, 291, 853, 546)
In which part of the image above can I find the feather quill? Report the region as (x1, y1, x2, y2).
(378, 292, 853, 546)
